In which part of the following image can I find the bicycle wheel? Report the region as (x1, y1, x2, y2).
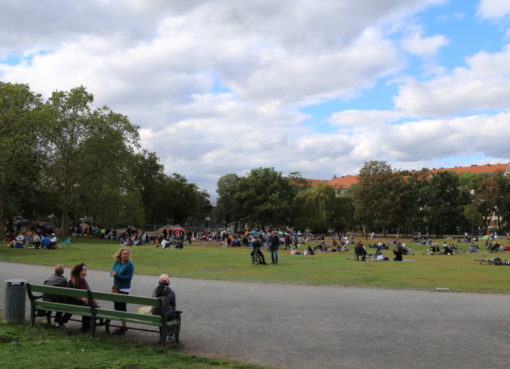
(252, 253, 260, 265)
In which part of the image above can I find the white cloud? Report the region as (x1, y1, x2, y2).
(3, 0, 484, 193)
(400, 28, 449, 56)
(478, 0, 510, 19)
(329, 109, 405, 129)
(394, 44, 510, 117)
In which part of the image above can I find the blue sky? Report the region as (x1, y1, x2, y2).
(1, 0, 510, 192)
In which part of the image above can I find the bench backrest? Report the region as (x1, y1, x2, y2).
(27, 283, 89, 299)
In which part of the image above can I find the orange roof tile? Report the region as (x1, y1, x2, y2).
(430, 163, 508, 175)
(328, 175, 359, 188)
(308, 163, 509, 189)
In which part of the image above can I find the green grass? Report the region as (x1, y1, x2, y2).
(1, 237, 510, 293)
(0, 320, 269, 369)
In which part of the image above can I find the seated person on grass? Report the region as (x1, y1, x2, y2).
(41, 234, 51, 248)
(49, 233, 58, 249)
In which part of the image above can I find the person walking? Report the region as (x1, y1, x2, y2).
(111, 248, 134, 335)
(269, 231, 280, 264)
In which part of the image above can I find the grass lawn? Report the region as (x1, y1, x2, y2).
(0, 319, 269, 369)
(1, 237, 510, 293)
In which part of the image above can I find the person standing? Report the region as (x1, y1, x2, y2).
(111, 248, 134, 335)
(269, 231, 280, 264)
(43, 264, 70, 327)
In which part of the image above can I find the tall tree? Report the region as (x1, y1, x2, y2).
(293, 183, 351, 232)
(428, 171, 467, 236)
(44, 86, 140, 234)
(215, 173, 241, 226)
(0, 82, 44, 236)
(353, 161, 404, 235)
(234, 168, 295, 229)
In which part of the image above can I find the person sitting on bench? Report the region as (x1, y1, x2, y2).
(151, 274, 177, 321)
(68, 263, 99, 332)
(43, 264, 71, 327)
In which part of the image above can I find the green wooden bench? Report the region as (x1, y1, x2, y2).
(26, 283, 182, 345)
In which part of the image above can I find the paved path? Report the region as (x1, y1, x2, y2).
(1, 260, 509, 369)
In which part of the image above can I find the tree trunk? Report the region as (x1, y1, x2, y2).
(61, 189, 69, 237)
(0, 188, 4, 239)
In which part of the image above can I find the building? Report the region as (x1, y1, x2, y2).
(308, 163, 510, 194)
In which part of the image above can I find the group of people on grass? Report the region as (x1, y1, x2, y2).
(42, 247, 177, 334)
(6, 232, 58, 249)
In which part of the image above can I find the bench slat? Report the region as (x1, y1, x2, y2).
(34, 301, 92, 316)
(91, 291, 159, 306)
(95, 308, 162, 323)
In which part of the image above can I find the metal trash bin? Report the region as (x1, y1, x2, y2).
(4, 279, 27, 323)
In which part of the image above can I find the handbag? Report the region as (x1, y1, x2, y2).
(112, 285, 119, 293)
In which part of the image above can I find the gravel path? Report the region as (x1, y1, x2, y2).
(1, 260, 509, 369)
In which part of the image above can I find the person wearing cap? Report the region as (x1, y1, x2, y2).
(151, 274, 177, 322)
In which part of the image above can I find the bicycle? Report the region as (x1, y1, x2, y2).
(251, 249, 265, 265)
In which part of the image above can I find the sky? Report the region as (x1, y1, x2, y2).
(2, 0, 510, 195)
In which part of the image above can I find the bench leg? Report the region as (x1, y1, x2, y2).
(30, 306, 36, 327)
(160, 325, 167, 346)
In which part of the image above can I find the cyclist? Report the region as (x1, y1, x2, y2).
(250, 235, 267, 265)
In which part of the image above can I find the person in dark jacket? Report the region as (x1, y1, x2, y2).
(268, 231, 280, 264)
(151, 274, 177, 321)
(393, 245, 404, 261)
(68, 263, 99, 332)
(43, 264, 70, 326)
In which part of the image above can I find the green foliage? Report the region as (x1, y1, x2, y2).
(0, 82, 45, 236)
(353, 161, 406, 234)
(293, 183, 351, 232)
(43, 86, 144, 233)
(135, 151, 212, 226)
(215, 173, 241, 225)
(234, 168, 295, 228)
(0, 83, 210, 232)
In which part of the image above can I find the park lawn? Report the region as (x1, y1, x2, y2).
(0, 320, 269, 369)
(1, 238, 509, 293)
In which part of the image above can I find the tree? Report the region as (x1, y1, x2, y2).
(495, 173, 510, 232)
(0, 82, 45, 236)
(428, 171, 467, 236)
(234, 168, 295, 229)
(353, 161, 405, 235)
(473, 174, 500, 233)
(463, 203, 483, 235)
(215, 173, 241, 226)
(293, 183, 352, 233)
(44, 86, 140, 234)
